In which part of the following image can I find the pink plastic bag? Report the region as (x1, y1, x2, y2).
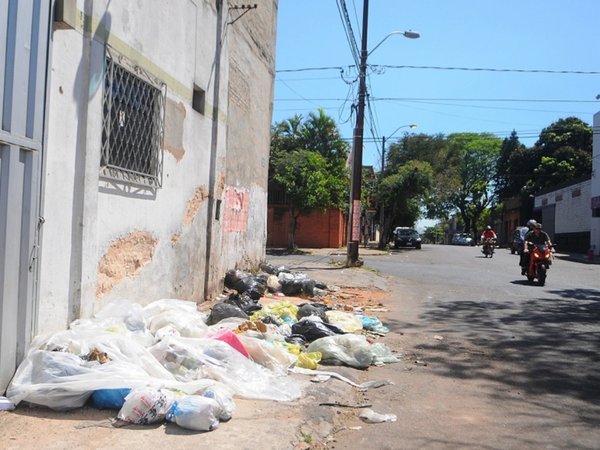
(208, 329, 249, 358)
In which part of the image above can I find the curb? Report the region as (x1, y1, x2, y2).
(554, 254, 600, 265)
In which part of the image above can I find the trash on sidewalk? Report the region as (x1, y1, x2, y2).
(319, 401, 372, 408)
(291, 367, 392, 390)
(359, 409, 397, 423)
(5, 262, 396, 434)
(0, 396, 15, 411)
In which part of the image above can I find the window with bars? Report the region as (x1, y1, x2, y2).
(101, 48, 166, 188)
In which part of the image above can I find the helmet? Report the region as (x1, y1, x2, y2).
(526, 219, 537, 228)
(486, 225, 491, 230)
(534, 222, 542, 229)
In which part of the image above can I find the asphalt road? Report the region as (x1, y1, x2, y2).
(2, 245, 597, 450)
(326, 244, 600, 449)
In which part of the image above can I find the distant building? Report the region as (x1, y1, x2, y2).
(534, 178, 592, 253)
(591, 111, 600, 255)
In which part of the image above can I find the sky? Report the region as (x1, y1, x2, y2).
(273, 0, 600, 171)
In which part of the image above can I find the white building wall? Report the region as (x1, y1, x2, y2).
(591, 111, 600, 255)
(37, 0, 276, 334)
(534, 180, 591, 234)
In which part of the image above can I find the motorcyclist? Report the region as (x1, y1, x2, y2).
(520, 219, 537, 274)
(480, 225, 497, 242)
(523, 223, 553, 273)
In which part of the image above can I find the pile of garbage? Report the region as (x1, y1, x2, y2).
(4, 265, 397, 432)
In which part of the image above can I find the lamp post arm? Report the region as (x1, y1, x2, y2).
(368, 30, 420, 57)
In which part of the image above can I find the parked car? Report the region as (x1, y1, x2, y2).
(511, 226, 529, 254)
(451, 233, 473, 246)
(393, 227, 422, 249)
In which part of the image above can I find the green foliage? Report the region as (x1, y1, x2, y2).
(441, 133, 502, 234)
(378, 160, 433, 239)
(272, 150, 332, 214)
(270, 110, 350, 248)
(421, 226, 444, 244)
(496, 117, 593, 197)
(496, 130, 526, 198)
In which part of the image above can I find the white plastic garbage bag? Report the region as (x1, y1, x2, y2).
(307, 334, 374, 369)
(238, 335, 297, 375)
(166, 395, 221, 431)
(150, 336, 301, 401)
(118, 387, 175, 424)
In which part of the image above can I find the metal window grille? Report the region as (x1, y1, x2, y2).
(101, 48, 166, 188)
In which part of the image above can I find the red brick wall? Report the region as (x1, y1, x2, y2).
(267, 207, 347, 248)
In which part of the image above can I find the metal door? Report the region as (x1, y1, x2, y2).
(0, 0, 52, 393)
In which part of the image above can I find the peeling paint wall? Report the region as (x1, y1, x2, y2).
(37, 0, 278, 333)
(96, 231, 158, 298)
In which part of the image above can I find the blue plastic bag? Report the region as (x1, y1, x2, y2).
(91, 388, 131, 409)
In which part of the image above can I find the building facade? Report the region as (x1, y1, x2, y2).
(1, 0, 277, 392)
(534, 179, 592, 253)
(591, 111, 600, 256)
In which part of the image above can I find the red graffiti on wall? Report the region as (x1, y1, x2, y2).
(223, 187, 249, 232)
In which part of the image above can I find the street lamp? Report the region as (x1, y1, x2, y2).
(378, 124, 417, 249)
(381, 124, 417, 173)
(346, 0, 420, 266)
(368, 31, 420, 57)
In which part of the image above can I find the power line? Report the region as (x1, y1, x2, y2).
(275, 96, 599, 103)
(335, 0, 360, 68)
(375, 65, 600, 75)
(276, 65, 600, 75)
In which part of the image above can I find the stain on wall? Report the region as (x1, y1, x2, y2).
(184, 186, 209, 225)
(223, 186, 249, 232)
(164, 99, 186, 161)
(96, 231, 158, 298)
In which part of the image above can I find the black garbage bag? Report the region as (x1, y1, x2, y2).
(208, 302, 248, 325)
(301, 279, 316, 297)
(297, 303, 330, 322)
(285, 334, 307, 346)
(224, 270, 250, 290)
(224, 270, 267, 299)
(260, 315, 281, 326)
(259, 263, 290, 276)
(291, 317, 346, 342)
(314, 280, 327, 290)
(280, 279, 303, 296)
(225, 293, 262, 314)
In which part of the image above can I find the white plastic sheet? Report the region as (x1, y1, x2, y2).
(6, 299, 301, 410)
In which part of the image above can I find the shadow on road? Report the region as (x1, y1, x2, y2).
(397, 288, 600, 406)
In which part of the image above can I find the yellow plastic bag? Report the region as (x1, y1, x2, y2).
(325, 310, 363, 333)
(295, 352, 322, 370)
(251, 301, 299, 324)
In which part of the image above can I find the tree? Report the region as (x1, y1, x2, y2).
(498, 117, 593, 196)
(422, 226, 445, 244)
(445, 133, 502, 238)
(377, 160, 433, 246)
(270, 110, 349, 249)
(496, 130, 526, 198)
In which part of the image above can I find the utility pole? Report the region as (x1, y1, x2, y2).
(378, 135, 386, 249)
(346, 0, 369, 266)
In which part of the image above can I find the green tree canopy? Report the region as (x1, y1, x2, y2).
(377, 160, 433, 243)
(497, 117, 593, 196)
(270, 110, 349, 249)
(445, 133, 502, 235)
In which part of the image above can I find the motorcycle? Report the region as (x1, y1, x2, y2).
(525, 243, 554, 286)
(481, 238, 496, 258)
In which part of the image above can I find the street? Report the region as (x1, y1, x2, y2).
(310, 244, 600, 449)
(1, 244, 598, 450)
